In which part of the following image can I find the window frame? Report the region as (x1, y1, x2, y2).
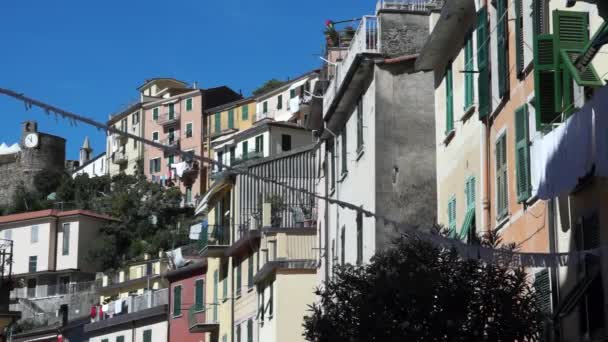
(173, 284, 182, 317)
(445, 62, 454, 134)
(29, 255, 37, 273)
(194, 278, 205, 311)
(186, 98, 193, 111)
(62, 223, 70, 256)
(495, 132, 509, 221)
(185, 122, 193, 138)
(31, 225, 39, 244)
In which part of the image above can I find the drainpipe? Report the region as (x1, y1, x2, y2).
(323, 144, 330, 283)
(547, 198, 562, 341)
(231, 191, 236, 342)
(483, 116, 491, 233)
(53, 216, 59, 271)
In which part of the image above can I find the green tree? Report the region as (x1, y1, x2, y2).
(252, 79, 286, 96)
(303, 230, 543, 342)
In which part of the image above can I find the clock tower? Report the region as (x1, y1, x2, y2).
(22, 121, 39, 149)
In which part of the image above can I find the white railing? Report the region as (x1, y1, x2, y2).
(323, 16, 380, 117)
(99, 288, 168, 319)
(376, 0, 443, 12)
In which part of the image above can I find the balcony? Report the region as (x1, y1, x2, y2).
(112, 151, 128, 165)
(231, 150, 264, 166)
(198, 225, 231, 258)
(161, 133, 180, 148)
(157, 112, 180, 127)
(113, 131, 128, 145)
(188, 304, 219, 333)
(323, 16, 380, 117)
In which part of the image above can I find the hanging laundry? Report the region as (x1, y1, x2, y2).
(114, 299, 122, 314)
(171, 162, 187, 177)
(289, 97, 300, 113)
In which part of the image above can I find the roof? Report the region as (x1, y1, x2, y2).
(82, 136, 91, 150)
(107, 102, 142, 125)
(165, 260, 207, 280)
(203, 86, 243, 110)
(204, 96, 255, 114)
(220, 121, 310, 146)
(254, 69, 320, 100)
(136, 78, 188, 91)
(0, 209, 118, 225)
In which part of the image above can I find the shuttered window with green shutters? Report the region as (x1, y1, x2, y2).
(477, 7, 490, 119)
(515, 0, 525, 77)
(143, 330, 152, 342)
(236, 259, 242, 297)
(228, 109, 235, 129)
(447, 196, 456, 236)
(195, 279, 204, 311)
(169, 103, 175, 120)
(533, 269, 551, 313)
(247, 319, 253, 342)
(186, 98, 193, 111)
(248, 256, 254, 288)
(515, 106, 531, 202)
(215, 112, 221, 133)
(445, 63, 454, 134)
(173, 285, 182, 316)
(242, 105, 249, 120)
(153, 108, 159, 121)
(464, 33, 474, 110)
(116, 336, 124, 342)
(532, 0, 545, 37)
(460, 177, 476, 242)
(496, 133, 508, 220)
(534, 34, 558, 126)
(466, 176, 476, 210)
(497, 0, 509, 98)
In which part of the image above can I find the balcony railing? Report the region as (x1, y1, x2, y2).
(93, 289, 167, 321)
(231, 150, 265, 166)
(11, 279, 98, 299)
(157, 112, 181, 126)
(112, 151, 128, 164)
(376, 0, 443, 12)
(323, 16, 380, 116)
(197, 225, 230, 251)
(236, 204, 317, 240)
(112, 131, 128, 144)
(161, 133, 181, 148)
(188, 304, 219, 333)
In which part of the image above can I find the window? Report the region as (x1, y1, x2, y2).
(168, 103, 175, 119)
(194, 279, 204, 311)
(236, 259, 242, 297)
(29, 256, 37, 273)
(464, 33, 474, 110)
(445, 62, 454, 134)
(213, 269, 219, 321)
(465, 177, 476, 210)
(242, 105, 249, 120)
(116, 336, 124, 342)
(496, 133, 508, 220)
(248, 256, 254, 288)
(263, 101, 268, 113)
(132, 112, 139, 125)
(58, 276, 70, 294)
(186, 187, 192, 204)
(120, 118, 127, 132)
(4, 229, 11, 241)
(243, 141, 249, 160)
(340, 226, 345, 265)
(515, 0, 524, 77)
(168, 155, 175, 165)
(143, 330, 152, 342)
(230, 146, 236, 164)
(290, 89, 296, 98)
(153, 108, 159, 120)
(215, 112, 221, 133)
(341, 130, 347, 174)
(533, 269, 551, 314)
(255, 135, 264, 154)
(477, 7, 490, 118)
(461, 177, 476, 242)
(228, 109, 235, 129)
(448, 196, 456, 235)
(133, 138, 137, 150)
(281, 134, 291, 152)
(236, 325, 241, 342)
(330, 143, 336, 190)
(222, 263, 228, 300)
(356, 98, 364, 151)
(497, 0, 509, 98)
(222, 335, 227, 342)
(31, 225, 38, 243)
(149, 158, 161, 174)
(247, 319, 253, 342)
(217, 152, 224, 169)
(173, 285, 182, 316)
(62, 223, 70, 255)
(186, 98, 193, 111)
(152, 131, 159, 142)
(515, 106, 531, 202)
(269, 281, 274, 318)
(186, 123, 193, 138)
(27, 278, 36, 297)
(168, 127, 175, 143)
(102, 339, 109, 342)
(277, 95, 283, 110)
(356, 212, 362, 265)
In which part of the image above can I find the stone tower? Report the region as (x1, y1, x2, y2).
(79, 136, 92, 166)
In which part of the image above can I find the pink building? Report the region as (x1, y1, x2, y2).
(166, 259, 207, 342)
(140, 79, 241, 205)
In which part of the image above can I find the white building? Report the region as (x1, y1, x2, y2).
(255, 71, 319, 124)
(73, 153, 106, 178)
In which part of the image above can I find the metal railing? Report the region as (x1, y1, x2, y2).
(231, 150, 265, 166)
(376, 0, 443, 12)
(188, 304, 218, 329)
(160, 134, 181, 148)
(96, 288, 168, 320)
(197, 225, 230, 250)
(236, 204, 317, 240)
(323, 16, 380, 116)
(11, 280, 98, 299)
(157, 112, 181, 126)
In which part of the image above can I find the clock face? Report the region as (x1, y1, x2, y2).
(24, 133, 39, 148)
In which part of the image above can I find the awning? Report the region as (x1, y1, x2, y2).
(194, 177, 233, 216)
(415, 0, 477, 71)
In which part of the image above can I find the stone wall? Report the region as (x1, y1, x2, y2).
(380, 11, 430, 57)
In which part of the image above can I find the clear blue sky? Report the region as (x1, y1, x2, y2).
(0, 0, 372, 160)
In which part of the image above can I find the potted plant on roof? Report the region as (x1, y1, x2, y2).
(324, 20, 339, 47)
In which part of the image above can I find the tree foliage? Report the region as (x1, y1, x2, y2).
(252, 79, 286, 96)
(303, 230, 544, 342)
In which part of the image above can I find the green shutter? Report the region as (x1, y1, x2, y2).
(497, 0, 509, 98)
(263, 101, 268, 113)
(153, 108, 159, 120)
(534, 269, 551, 313)
(477, 7, 490, 119)
(195, 279, 204, 311)
(277, 95, 283, 110)
(460, 208, 475, 242)
(186, 98, 193, 111)
(534, 34, 559, 126)
(448, 196, 456, 235)
(515, 106, 531, 202)
(464, 33, 474, 109)
(515, 0, 524, 76)
(532, 0, 544, 37)
(228, 110, 234, 129)
(445, 63, 454, 134)
(173, 286, 182, 316)
(223, 273, 228, 299)
(169, 103, 175, 119)
(143, 330, 152, 342)
(243, 141, 249, 159)
(236, 262, 242, 296)
(242, 105, 249, 120)
(116, 336, 124, 342)
(248, 257, 254, 287)
(496, 134, 508, 219)
(466, 176, 476, 210)
(215, 112, 221, 133)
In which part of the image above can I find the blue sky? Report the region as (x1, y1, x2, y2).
(0, 0, 372, 160)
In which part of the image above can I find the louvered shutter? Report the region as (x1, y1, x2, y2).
(515, 106, 531, 202)
(534, 269, 552, 314)
(477, 8, 490, 119)
(515, 0, 525, 77)
(448, 197, 456, 233)
(464, 34, 474, 109)
(497, 0, 509, 97)
(534, 35, 559, 126)
(496, 135, 508, 219)
(532, 0, 544, 37)
(445, 63, 454, 133)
